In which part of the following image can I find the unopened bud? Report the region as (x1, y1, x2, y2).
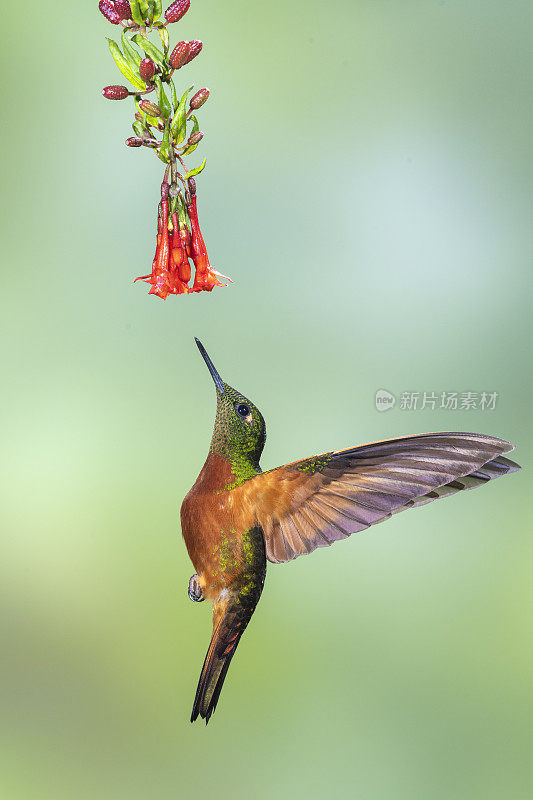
(103, 84, 130, 100)
(187, 131, 203, 146)
(169, 40, 190, 69)
(165, 0, 190, 23)
(139, 99, 162, 117)
(126, 137, 144, 147)
(184, 39, 203, 64)
(139, 57, 156, 82)
(187, 177, 196, 195)
(98, 0, 121, 24)
(114, 0, 132, 19)
(189, 88, 209, 110)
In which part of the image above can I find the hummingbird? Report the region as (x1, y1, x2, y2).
(181, 339, 520, 724)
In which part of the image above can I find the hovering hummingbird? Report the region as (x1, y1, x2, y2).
(181, 339, 520, 724)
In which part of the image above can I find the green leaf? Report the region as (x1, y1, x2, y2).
(132, 120, 144, 138)
(170, 80, 178, 111)
(107, 39, 146, 90)
(185, 158, 207, 179)
(181, 141, 199, 156)
(130, 0, 144, 26)
(139, 0, 150, 20)
(170, 86, 193, 143)
(153, 0, 163, 23)
(158, 121, 170, 163)
(155, 77, 171, 120)
(131, 34, 166, 67)
(157, 25, 169, 54)
(180, 115, 200, 154)
(121, 30, 142, 70)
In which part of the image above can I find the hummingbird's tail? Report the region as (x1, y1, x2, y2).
(191, 588, 260, 724)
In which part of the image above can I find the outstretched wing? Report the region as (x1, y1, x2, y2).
(235, 433, 519, 564)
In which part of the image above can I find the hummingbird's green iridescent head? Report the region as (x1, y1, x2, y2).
(195, 339, 266, 477)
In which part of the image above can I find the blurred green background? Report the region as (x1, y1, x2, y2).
(1, 1, 532, 798)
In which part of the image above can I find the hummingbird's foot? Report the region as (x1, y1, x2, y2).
(188, 574, 204, 602)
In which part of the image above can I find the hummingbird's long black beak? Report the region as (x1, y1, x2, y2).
(195, 338, 225, 394)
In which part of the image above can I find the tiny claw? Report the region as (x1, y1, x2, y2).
(188, 574, 204, 602)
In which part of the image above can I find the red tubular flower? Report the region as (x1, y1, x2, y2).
(149, 199, 173, 299)
(136, 195, 193, 297)
(187, 192, 226, 292)
(168, 212, 191, 293)
(181, 222, 193, 259)
(135, 204, 171, 299)
(99, 0, 121, 24)
(135, 188, 228, 297)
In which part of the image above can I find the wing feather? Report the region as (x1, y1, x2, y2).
(234, 433, 520, 563)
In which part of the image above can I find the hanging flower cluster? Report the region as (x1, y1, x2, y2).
(99, 0, 230, 297)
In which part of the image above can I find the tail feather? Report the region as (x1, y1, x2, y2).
(191, 596, 253, 724)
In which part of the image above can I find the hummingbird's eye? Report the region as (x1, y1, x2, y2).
(235, 403, 250, 418)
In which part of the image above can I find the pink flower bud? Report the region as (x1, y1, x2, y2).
(126, 137, 144, 147)
(98, 0, 121, 24)
(114, 0, 132, 18)
(165, 0, 190, 24)
(139, 99, 162, 117)
(103, 84, 130, 100)
(189, 88, 209, 110)
(169, 41, 190, 69)
(139, 58, 156, 82)
(187, 131, 203, 146)
(188, 177, 196, 195)
(184, 39, 203, 64)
